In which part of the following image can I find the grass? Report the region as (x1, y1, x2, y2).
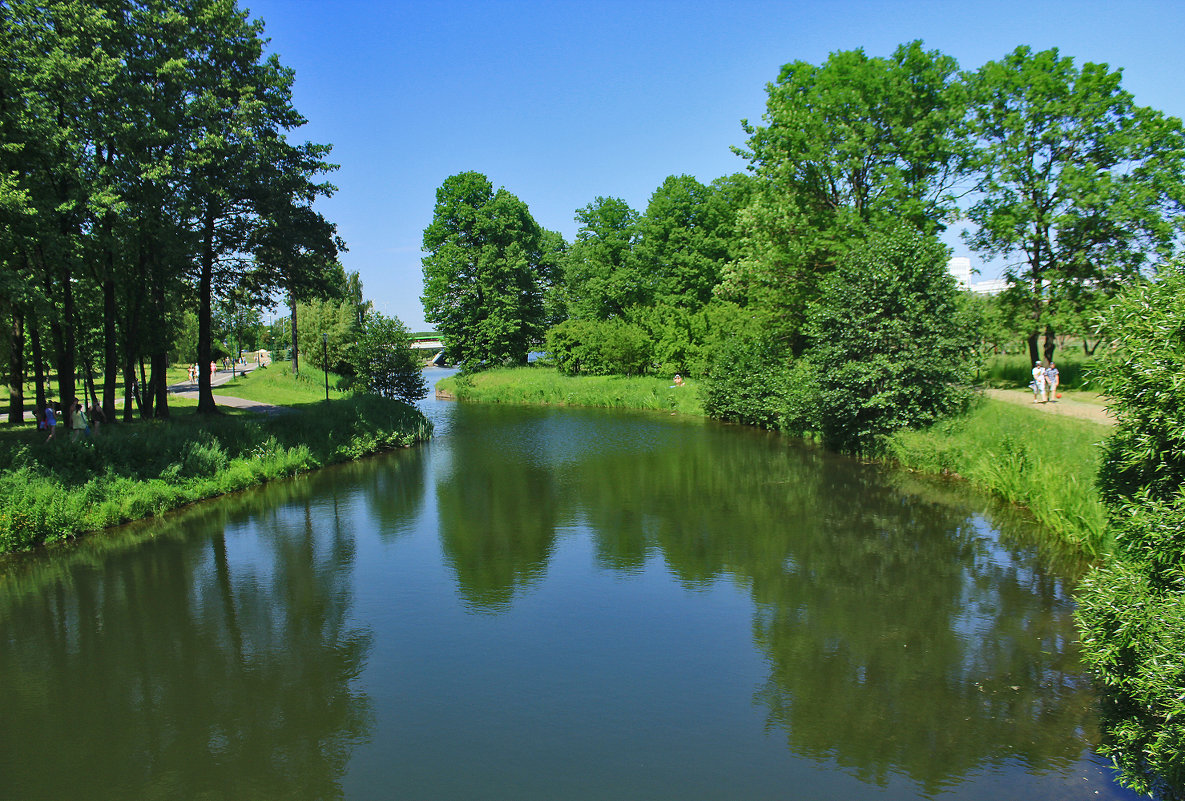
(979, 349, 1101, 390)
(883, 396, 1110, 554)
(438, 365, 704, 416)
(206, 360, 349, 407)
(0, 367, 432, 554)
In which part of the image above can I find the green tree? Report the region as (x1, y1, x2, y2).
(966, 46, 1185, 367)
(421, 171, 547, 368)
(347, 310, 427, 403)
(296, 297, 357, 372)
(724, 41, 970, 353)
(561, 196, 640, 321)
(804, 225, 976, 452)
(1076, 265, 1185, 800)
(634, 174, 745, 310)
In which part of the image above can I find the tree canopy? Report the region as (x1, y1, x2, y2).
(421, 171, 548, 367)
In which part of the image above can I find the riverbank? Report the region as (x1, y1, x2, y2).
(438, 366, 1111, 555)
(0, 367, 432, 554)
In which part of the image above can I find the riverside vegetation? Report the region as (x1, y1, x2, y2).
(0, 363, 432, 554)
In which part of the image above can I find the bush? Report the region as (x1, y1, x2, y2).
(804, 225, 976, 452)
(545, 318, 650, 376)
(1075, 264, 1185, 799)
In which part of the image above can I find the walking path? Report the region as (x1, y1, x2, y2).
(0, 362, 285, 423)
(168, 362, 288, 415)
(984, 387, 1115, 426)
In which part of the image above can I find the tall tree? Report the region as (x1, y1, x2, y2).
(724, 41, 970, 352)
(561, 196, 640, 321)
(966, 46, 1185, 366)
(633, 174, 747, 310)
(421, 171, 546, 367)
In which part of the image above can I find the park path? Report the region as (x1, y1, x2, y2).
(984, 387, 1115, 426)
(167, 362, 288, 415)
(0, 362, 285, 423)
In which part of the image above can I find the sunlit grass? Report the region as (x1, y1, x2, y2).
(439, 366, 704, 416)
(884, 396, 1110, 554)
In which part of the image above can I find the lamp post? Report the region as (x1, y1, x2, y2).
(322, 332, 329, 403)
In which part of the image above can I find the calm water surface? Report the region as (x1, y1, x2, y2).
(0, 376, 1138, 800)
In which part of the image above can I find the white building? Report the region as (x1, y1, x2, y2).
(947, 256, 1010, 296)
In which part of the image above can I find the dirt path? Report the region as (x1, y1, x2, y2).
(984, 388, 1115, 426)
(167, 390, 287, 415)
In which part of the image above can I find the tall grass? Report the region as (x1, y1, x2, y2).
(980, 350, 1099, 390)
(883, 396, 1109, 553)
(0, 393, 432, 554)
(439, 366, 704, 415)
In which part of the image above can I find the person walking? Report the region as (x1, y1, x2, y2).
(88, 396, 106, 436)
(44, 400, 57, 442)
(1031, 361, 1047, 403)
(1046, 362, 1060, 401)
(71, 401, 89, 442)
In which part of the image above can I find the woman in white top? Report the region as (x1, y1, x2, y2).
(1031, 361, 1047, 403)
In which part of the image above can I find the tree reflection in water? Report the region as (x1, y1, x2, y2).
(0, 476, 373, 801)
(437, 404, 1102, 793)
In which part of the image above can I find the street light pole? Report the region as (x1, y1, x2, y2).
(322, 332, 329, 403)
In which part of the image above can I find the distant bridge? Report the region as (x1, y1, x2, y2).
(410, 335, 446, 365)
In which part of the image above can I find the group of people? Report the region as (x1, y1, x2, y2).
(1031, 361, 1061, 403)
(37, 397, 104, 442)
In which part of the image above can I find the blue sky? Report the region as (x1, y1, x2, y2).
(244, 0, 1185, 331)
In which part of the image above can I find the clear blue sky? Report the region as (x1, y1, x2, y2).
(244, 0, 1185, 331)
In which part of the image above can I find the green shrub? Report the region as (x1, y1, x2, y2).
(1075, 265, 1185, 799)
(546, 318, 650, 376)
(804, 225, 977, 452)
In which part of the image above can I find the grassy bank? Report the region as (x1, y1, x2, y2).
(883, 400, 1109, 554)
(0, 379, 431, 554)
(443, 366, 1110, 554)
(437, 366, 704, 415)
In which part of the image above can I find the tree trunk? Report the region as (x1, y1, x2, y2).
(6, 306, 24, 425)
(103, 276, 118, 423)
(1026, 330, 1040, 368)
(1043, 325, 1056, 364)
(197, 202, 218, 414)
(290, 292, 300, 376)
(139, 356, 153, 418)
(150, 350, 169, 419)
(30, 310, 46, 415)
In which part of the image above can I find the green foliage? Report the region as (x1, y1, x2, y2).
(725, 41, 970, 351)
(421, 171, 548, 368)
(1074, 265, 1185, 799)
(967, 46, 1185, 364)
(804, 225, 977, 452)
(296, 297, 359, 372)
(1093, 269, 1185, 509)
(437, 366, 703, 415)
(561, 196, 641, 321)
(545, 318, 649, 376)
(700, 335, 798, 430)
(1077, 561, 1185, 799)
(346, 310, 428, 402)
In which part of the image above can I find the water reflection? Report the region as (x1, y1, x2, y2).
(436, 403, 1112, 795)
(0, 397, 1130, 800)
(0, 476, 373, 801)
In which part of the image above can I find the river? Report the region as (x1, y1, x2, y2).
(0, 372, 1138, 800)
